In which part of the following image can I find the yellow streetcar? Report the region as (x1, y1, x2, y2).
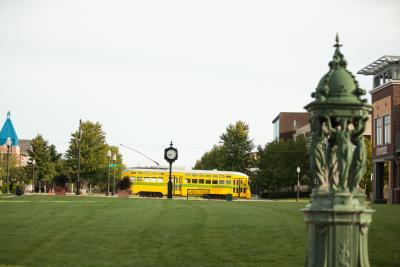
(122, 167, 251, 199)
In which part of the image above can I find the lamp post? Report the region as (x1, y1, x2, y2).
(296, 166, 300, 202)
(32, 159, 36, 193)
(112, 154, 117, 196)
(5, 137, 11, 194)
(303, 35, 373, 266)
(107, 150, 111, 196)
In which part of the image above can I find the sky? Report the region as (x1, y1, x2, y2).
(0, 0, 399, 168)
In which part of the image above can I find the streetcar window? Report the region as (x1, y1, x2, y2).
(226, 180, 231, 185)
(213, 175, 218, 178)
(130, 177, 136, 182)
(185, 179, 191, 183)
(219, 175, 225, 178)
(212, 180, 218, 184)
(244, 188, 246, 193)
(199, 179, 204, 184)
(137, 177, 143, 182)
(192, 174, 198, 177)
(157, 178, 163, 183)
(192, 179, 198, 184)
(206, 175, 211, 177)
(219, 180, 224, 184)
(144, 177, 150, 182)
(226, 175, 231, 178)
(205, 180, 211, 184)
(150, 178, 157, 183)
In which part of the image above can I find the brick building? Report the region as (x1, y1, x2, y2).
(272, 112, 309, 141)
(358, 55, 400, 204)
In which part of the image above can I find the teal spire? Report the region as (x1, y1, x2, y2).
(0, 111, 19, 146)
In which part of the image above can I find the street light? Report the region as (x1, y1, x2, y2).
(112, 154, 117, 196)
(6, 137, 12, 194)
(296, 166, 301, 202)
(107, 150, 111, 196)
(32, 159, 36, 194)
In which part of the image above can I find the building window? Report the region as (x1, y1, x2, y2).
(393, 68, 400, 80)
(375, 117, 382, 146)
(383, 115, 391, 144)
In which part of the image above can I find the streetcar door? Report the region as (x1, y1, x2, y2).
(232, 178, 239, 197)
(173, 175, 182, 196)
(233, 178, 244, 198)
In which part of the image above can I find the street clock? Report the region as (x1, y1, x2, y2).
(164, 145, 178, 163)
(164, 141, 178, 199)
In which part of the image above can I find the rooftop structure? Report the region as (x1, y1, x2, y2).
(0, 112, 31, 166)
(357, 55, 400, 89)
(0, 112, 19, 146)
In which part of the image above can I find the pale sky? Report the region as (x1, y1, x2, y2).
(0, 0, 399, 168)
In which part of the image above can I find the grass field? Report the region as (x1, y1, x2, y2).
(0, 196, 399, 267)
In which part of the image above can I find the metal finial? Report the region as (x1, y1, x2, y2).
(7, 111, 10, 119)
(170, 141, 173, 147)
(334, 33, 342, 48)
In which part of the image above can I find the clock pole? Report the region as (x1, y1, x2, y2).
(168, 161, 173, 199)
(164, 141, 178, 199)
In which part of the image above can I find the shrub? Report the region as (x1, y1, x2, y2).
(261, 191, 311, 199)
(53, 174, 68, 187)
(15, 184, 23, 196)
(1, 183, 7, 193)
(117, 176, 131, 191)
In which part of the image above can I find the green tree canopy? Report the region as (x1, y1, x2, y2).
(256, 136, 310, 192)
(65, 121, 123, 188)
(194, 145, 225, 170)
(65, 121, 108, 183)
(27, 134, 60, 183)
(194, 121, 255, 174)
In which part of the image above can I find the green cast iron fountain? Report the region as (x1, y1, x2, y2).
(303, 35, 373, 267)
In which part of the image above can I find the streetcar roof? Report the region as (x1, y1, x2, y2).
(123, 167, 249, 179)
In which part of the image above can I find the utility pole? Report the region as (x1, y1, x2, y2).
(76, 119, 81, 195)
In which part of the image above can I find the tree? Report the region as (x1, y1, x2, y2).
(0, 152, 17, 183)
(256, 136, 310, 193)
(194, 121, 255, 174)
(359, 138, 372, 198)
(64, 121, 123, 190)
(27, 135, 59, 186)
(220, 121, 255, 174)
(96, 145, 124, 191)
(194, 145, 225, 170)
(65, 121, 108, 185)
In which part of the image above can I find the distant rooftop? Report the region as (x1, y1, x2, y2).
(272, 112, 308, 123)
(357, 55, 400, 75)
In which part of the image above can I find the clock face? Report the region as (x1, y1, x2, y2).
(166, 149, 177, 160)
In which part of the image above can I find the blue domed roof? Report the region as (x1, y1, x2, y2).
(0, 112, 19, 146)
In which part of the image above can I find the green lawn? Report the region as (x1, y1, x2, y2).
(0, 196, 399, 267)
